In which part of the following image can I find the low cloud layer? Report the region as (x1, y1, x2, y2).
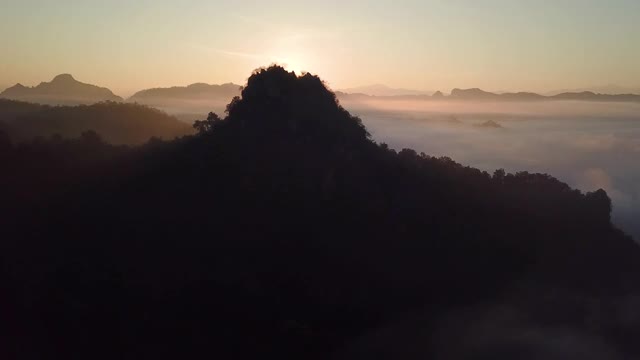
(343, 100, 640, 240)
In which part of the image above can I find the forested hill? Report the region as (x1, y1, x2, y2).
(1, 66, 640, 359)
(0, 100, 193, 145)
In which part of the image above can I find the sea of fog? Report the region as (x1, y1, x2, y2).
(344, 100, 640, 240)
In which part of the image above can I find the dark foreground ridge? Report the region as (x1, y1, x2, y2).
(1, 66, 640, 359)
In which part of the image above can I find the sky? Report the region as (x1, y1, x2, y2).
(1, 0, 639, 96)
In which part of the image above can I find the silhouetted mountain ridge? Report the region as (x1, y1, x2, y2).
(1, 74, 123, 105)
(546, 85, 640, 96)
(126, 82, 242, 122)
(338, 84, 434, 96)
(338, 87, 640, 102)
(5, 74, 639, 112)
(128, 82, 241, 101)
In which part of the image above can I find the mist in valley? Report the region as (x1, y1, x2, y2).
(340, 99, 640, 240)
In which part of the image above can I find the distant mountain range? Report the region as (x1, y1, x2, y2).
(338, 87, 640, 102)
(449, 88, 640, 102)
(0, 76, 242, 120)
(341, 84, 640, 98)
(546, 85, 640, 96)
(127, 83, 242, 121)
(0, 74, 123, 105)
(337, 84, 434, 97)
(128, 83, 241, 101)
(2, 75, 639, 112)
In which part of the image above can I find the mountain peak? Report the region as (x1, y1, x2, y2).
(218, 65, 369, 143)
(0, 74, 122, 105)
(52, 74, 76, 83)
(450, 88, 499, 100)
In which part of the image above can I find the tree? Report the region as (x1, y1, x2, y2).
(585, 188, 613, 222)
(80, 130, 104, 144)
(193, 112, 222, 134)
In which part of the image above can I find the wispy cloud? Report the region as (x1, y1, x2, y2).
(191, 43, 265, 60)
(230, 13, 341, 42)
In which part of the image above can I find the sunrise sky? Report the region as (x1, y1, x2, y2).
(2, 0, 639, 96)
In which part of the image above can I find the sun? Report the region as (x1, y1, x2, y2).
(263, 32, 318, 75)
(270, 52, 308, 75)
(277, 58, 305, 75)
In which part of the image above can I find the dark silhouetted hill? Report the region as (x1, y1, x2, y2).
(1, 66, 640, 360)
(0, 99, 193, 144)
(0, 74, 123, 105)
(0, 98, 43, 122)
